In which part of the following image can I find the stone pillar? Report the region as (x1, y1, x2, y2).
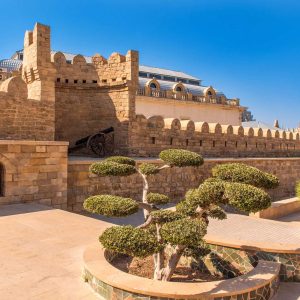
(22, 23, 56, 102)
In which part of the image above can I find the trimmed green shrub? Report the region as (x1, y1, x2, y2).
(186, 180, 225, 208)
(105, 156, 136, 166)
(100, 225, 162, 257)
(183, 241, 211, 259)
(161, 218, 207, 247)
(207, 205, 227, 220)
(90, 161, 136, 176)
(296, 181, 300, 199)
(212, 163, 279, 189)
(147, 193, 170, 205)
(224, 182, 271, 213)
(176, 200, 198, 217)
(83, 195, 139, 217)
(150, 210, 182, 224)
(159, 149, 203, 167)
(139, 163, 160, 175)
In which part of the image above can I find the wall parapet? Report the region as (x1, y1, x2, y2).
(128, 115, 300, 157)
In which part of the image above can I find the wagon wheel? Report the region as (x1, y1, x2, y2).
(87, 133, 105, 157)
(103, 133, 114, 155)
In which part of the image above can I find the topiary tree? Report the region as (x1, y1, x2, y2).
(84, 152, 279, 281)
(296, 181, 300, 200)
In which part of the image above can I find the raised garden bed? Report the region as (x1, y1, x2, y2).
(83, 243, 280, 300)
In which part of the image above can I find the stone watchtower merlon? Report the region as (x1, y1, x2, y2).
(22, 23, 56, 101)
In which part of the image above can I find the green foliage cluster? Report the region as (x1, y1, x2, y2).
(159, 149, 203, 167)
(90, 161, 136, 177)
(150, 210, 182, 224)
(176, 200, 198, 217)
(147, 193, 170, 205)
(212, 163, 279, 189)
(186, 180, 225, 208)
(224, 182, 271, 213)
(105, 156, 136, 166)
(100, 225, 162, 257)
(83, 195, 139, 217)
(161, 218, 207, 247)
(207, 205, 227, 220)
(84, 149, 279, 281)
(139, 163, 160, 175)
(296, 181, 300, 200)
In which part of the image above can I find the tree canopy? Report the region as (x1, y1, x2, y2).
(84, 151, 278, 281)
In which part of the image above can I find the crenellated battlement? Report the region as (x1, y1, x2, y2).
(51, 50, 139, 89)
(128, 115, 300, 157)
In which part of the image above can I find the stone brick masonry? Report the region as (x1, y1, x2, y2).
(67, 157, 300, 212)
(0, 140, 68, 208)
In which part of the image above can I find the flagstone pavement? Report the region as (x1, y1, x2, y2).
(0, 203, 299, 300)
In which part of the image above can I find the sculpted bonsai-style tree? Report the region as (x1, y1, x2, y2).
(84, 150, 279, 281)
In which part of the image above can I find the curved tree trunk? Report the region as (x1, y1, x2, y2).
(139, 171, 150, 220)
(160, 245, 185, 281)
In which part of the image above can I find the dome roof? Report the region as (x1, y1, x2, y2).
(0, 59, 22, 72)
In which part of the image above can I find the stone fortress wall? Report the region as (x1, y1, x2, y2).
(128, 115, 300, 157)
(0, 22, 299, 158)
(1, 22, 300, 209)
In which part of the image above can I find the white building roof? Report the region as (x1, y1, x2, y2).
(139, 65, 199, 81)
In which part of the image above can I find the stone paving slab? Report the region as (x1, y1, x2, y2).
(0, 203, 300, 299)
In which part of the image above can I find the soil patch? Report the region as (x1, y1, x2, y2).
(111, 254, 222, 282)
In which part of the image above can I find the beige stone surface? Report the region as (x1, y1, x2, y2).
(0, 203, 300, 300)
(68, 156, 300, 212)
(251, 197, 300, 220)
(84, 243, 280, 298)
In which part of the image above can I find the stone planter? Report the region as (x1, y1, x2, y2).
(83, 243, 280, 300)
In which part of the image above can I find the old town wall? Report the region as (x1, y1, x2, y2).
(0, 140, 68, 208)
(67, 157, 300, 212)
(127, 115, 300, 157)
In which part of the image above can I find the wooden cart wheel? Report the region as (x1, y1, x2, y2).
(87, 134, 105, 156)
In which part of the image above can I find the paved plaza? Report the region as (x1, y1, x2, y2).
(0, 203, 299, 299)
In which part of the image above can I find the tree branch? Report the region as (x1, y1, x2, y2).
(137, 215, 153, 229)
(137, 202, 159, 212)
(158, 164, 171, 171)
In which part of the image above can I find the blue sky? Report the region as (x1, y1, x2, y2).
(1, 0, 300, 128)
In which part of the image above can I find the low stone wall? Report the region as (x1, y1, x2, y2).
(0, 140, 68, 208)
(250, 197, 300, 219)
(68, 157, 300, 212)
(201, 244, 300, 282)
(83, 244, 280, 300)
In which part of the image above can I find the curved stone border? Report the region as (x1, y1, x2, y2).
(83, 243, 280, 300)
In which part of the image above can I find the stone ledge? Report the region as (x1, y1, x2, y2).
(0, 140, 69, 146)
(250, 197, 300, 220)
(83, 243, 280, 299)
(68, 156, 300, 165)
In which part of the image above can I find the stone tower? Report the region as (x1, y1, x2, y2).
(22, 23, 56, 101)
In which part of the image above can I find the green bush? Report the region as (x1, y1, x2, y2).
(159, 149, 204, 167)
(150, 210, 182, 224)
(147, 193, 170, 205)
(207, 205, 227, 220)
(186, 180, 225, 208)
(105, 156, 136, 166)
(224, 182, 271, 213)
(296, 181, 300, 199)
(176, 200, 198, 217)
(139, 163, 160, 175)
(90, 161, 136, 177)
(100, 225, 162, 257)
(161, 218, 207, 247)
(83, 195, 139, 217)
(212, 163, 279, 189)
